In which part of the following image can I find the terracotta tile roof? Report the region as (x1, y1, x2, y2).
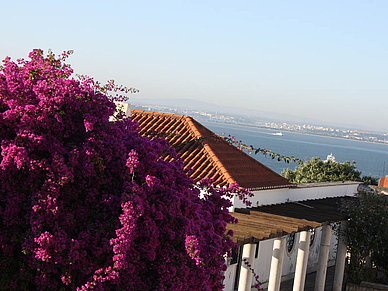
(131, 109, 294, 190)
(229, 196, 354, 244)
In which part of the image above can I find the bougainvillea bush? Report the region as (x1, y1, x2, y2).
(0, 50, 248, 290)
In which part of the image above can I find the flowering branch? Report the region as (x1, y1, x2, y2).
(218, 133, 303, 165)
(242, 258, 261, 289)
(76, 74, 139, 102)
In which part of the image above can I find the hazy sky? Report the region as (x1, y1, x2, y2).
(1, 1, 387, 131)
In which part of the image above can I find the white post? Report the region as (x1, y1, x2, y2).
(268, 237, 286, 291)
(333, 221, 348, 291)
(314, 225, 332, 291)
(293, 231, 311, 291)
(111, 102, 131, 121)
(238, 243, 257, 291)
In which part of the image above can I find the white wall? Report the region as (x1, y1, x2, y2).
(232, 188, 288, 210)
(232, 182, 359, 210)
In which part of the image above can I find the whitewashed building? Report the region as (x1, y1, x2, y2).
(224, 182, 358, 291)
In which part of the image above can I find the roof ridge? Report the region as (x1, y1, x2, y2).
(185, 117, 238, 186)
(183, 116, 204, 139)
(132, 109, 187, 119)
(184, 117, 290, 187)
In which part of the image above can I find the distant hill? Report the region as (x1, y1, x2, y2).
(131, 97, 234, 113)
(129, 97, 340, 127)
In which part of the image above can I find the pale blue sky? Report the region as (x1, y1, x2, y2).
(1, 0, 387, 131)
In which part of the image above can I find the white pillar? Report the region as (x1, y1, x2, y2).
(238, 243, 257, 291)
(333, 221, 348, 291)
(314, 225, 332, 291)
(268, 237, 286, 291)
(293, 231, 311, 291)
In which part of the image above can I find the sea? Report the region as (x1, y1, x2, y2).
(201, 121, 388, 179)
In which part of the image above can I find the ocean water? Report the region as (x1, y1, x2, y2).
(201, 121, 388, 178)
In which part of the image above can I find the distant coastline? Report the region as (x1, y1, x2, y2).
(201, 120, 388, 178)
(199, 119, 388, 147)
(131, 103, 388, 146)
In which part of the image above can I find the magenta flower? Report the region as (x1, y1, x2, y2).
(126, 149, 139, 174)
(145, 175, 157, 187)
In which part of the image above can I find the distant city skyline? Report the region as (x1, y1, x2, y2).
(130, 97, 387, 133)
(131, 100, 388, 144)
(1, 1, 387, 131)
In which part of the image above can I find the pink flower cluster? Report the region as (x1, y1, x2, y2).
(0, 49, 250, 290)
(126, 149, 139, 174)
(185, 235, 203, 266)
